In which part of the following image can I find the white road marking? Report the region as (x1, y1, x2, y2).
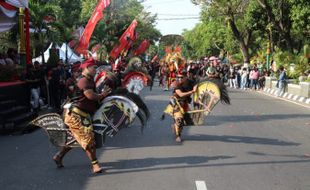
(196, 181, 207, 190)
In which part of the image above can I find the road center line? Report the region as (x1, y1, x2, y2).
(196, 181, 207, 190)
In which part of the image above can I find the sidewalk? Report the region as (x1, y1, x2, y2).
(231, 87, 310, 109)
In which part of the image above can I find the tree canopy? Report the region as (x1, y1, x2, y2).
(185, 0, 309, 71)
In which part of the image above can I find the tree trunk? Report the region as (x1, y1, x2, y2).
(228, 18, 250, 63)
(240, 43, 250, 63)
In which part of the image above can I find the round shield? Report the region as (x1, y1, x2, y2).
(92, 96, 139, 138)
(191, 81, 221, 125)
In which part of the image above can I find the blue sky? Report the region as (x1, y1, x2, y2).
(142, 0, 201, 35)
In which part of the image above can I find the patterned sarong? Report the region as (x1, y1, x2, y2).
(64, 107, 95, 150)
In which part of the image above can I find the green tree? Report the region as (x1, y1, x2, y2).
(29, 0, 61, 63)
(187, 0, 262, 63)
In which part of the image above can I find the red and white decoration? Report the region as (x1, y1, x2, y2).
(122, 72, 150, 94)
(0, 0, 28, 32)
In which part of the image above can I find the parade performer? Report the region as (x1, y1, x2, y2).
(31, 59, 150, 174)
(162, 72, 230, 141)
(52, 59, 111, 174)
(121, 56, 151, 94)
(160, 62, 169, 90)
(165, 71, 197, 142)
(163, 47, 186, 90)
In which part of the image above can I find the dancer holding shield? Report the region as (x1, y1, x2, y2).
(53, 59, 111, 174)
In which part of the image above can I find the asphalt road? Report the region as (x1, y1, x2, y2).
(1, 85, 310, 190)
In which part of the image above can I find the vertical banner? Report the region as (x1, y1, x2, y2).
(110, 43, 124, 60)
(25, 8, 31, 65)
(76, 0, 111, 55)
(134, 40, 150, 56)
(109, 19, 138, 59)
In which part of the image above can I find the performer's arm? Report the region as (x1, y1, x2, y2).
(175, 85, 197, 98)
(84, 88, 111, 101)
(175, 89, 192, 98)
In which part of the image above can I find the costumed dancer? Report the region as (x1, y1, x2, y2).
(160, 63, 169, 90)
(168, 61, 177, 90)
(52, 59, 111, 174)
(167, 70, 197, 142)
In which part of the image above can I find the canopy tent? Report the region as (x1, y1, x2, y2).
(0, 11, 15, 32)
(60, 43, 83, 63)
(1, 0, 28, 8)
(32, 43, 83, 64)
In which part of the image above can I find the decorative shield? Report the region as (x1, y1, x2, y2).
(92, 96, 139, 139)
(122, 72, 150, 94)
(31, 113, 79, 147)
(191, 81, 221, 125)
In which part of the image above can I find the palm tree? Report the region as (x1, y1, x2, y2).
(29, 1, 61, 63)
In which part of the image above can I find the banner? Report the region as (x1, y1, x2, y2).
(109, 19, 138, 59)
(134, 40, 150, 56)
(110, 43, 124, 60)
(76, 0, 110, 55)
(119, 19, 138, 45)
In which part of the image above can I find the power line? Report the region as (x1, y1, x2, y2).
(157, 13, 200, 16)
(142, 0, 188, 5)
(157, 17, 200, 20)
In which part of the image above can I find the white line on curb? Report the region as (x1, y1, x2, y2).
(257, 91, 310, 109)
(196, 181, 207, 190)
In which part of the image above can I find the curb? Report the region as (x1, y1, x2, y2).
(262, 88, 310, 107)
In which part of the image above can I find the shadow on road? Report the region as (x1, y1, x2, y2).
(102, 158, 310, 175)
(206, 114, 310, 126)
(247, 151, 310, 159)
(104, 155, 234, 170)
(185, 134, 300, 146)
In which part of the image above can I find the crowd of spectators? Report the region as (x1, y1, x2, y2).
(158, 56, 272, 91)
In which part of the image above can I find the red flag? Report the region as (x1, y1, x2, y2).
(124, 31, 138, 51)
(110, 43, 125, 60)
(119, 19, 138, 45)
(134, 40, 150, 56)
(109, 19, 138, 59)
(76, 0, 110, 55)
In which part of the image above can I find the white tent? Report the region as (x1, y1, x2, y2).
(32, 43, 83, 64)
(60, 43, 83, 63)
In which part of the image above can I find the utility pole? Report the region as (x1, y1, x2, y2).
(266, 42, 270, 70)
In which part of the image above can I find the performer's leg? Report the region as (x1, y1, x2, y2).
(174, 117, 184, 142)
(84, 144, 102, 173)
(53, 146, 72, 168)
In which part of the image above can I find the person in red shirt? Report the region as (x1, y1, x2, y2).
(53, 59, 111, 174)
